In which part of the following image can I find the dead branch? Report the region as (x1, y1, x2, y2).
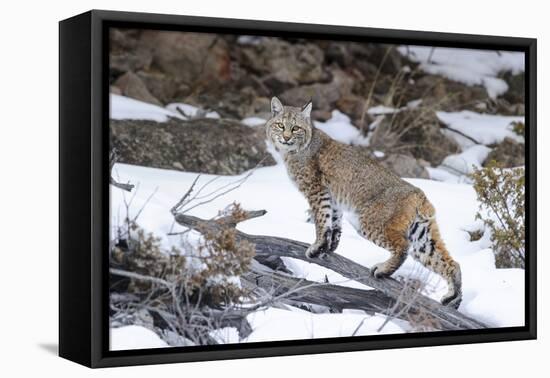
(174, 210, 489, 331)
(170, 157, 267, 217)
(110, 149, 134, 192)
(110, 268, 253, 339)
(241, 269, 396, 317)
(440, 123, 482, 145)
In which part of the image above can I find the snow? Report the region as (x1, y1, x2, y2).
(110, 325, 169, 350)
(367, 105, 398, 115)
(437, 110, 524, 149)
(110, 94, 222, 122)
(440, 145, 492, 176)
(111, 162, 525, 334)
(110, 94, 184, 122)
(245, 307, 405, 342)
(241, 116, 267, 127)
(109, 90, 525, 348)
(314, 110, 368, 145)
(237, 35, 264, 45)
(399, 46, 524, 98)
(165, 102, 220, 119)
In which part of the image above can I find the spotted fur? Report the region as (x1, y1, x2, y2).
(266, 97, 462, 308)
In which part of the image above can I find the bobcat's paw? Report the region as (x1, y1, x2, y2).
(371, 262, 392, 278)
(441, 290, 462, 309)
(306, 233, 332, 259)
(328, 228, 342, 253)
(305, 245, 322, 259)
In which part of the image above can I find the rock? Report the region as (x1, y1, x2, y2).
(110, 50, 152, 78)
(336, 94, 365, 125)
(198, 88, 271, 119)
(379, 154, 430, 179)
(500, 71, 525, 104)
(113, 71, 162, 106)
(279, 69, 354, 115)
(369, 108, 460, 166)
(138, 31, 231, 89)
(311, 110, 333, 122)
(405, 74, 489, 112)
(109, 30, 152, 78)
(484, 137, 525, 168)
(486, 98, 525, 116)
(238, 38, 326, 89)
(135, 70, 180, 105)
(110, 85, 122, 95)
(324, 42, 405, 75)
(111, 118, 276, 175)
(110, 28, 140, 52)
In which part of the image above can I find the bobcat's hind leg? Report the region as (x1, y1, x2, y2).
(409, 219, 463, 308)
(370, 228, 409, 278)
(409, 199, 463, 308)
(360, 213, 409, 278)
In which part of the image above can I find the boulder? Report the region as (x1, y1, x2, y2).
(369, 108, 460, 166)
(500, 71, 525, 105)
(336, 94, 366, 126)
(323, 41, 405, 75)
(379, 154, 430, 179)
(111, 118, 276, 175)
(138, 30, 231, 90)
(135, 70, 181, 105)
(113, 71, 162, 106)
(238, 38, 326, 89)
(403, 74, 489, 112)
(484, 137, 525, 168)
(279, 69, 354, 115)
(109, 29, 152, 78)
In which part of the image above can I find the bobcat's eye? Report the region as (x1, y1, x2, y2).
(292, 126, 300, 132)
(277, 123, 284, 130)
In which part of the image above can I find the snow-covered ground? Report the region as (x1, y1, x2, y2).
(111, 160, 524, 346)
(398, 46, 524, 98)
(111, 325, 169, 350)
(109, 45, 526, 349)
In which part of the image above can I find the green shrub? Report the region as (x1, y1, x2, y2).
(471, 161, 525, 269)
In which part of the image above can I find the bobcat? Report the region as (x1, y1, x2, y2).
(266, 97, 462, 308)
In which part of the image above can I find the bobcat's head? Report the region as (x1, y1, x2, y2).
(266, 97, 313, 153)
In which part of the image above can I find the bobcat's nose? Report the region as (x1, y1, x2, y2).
(283, 132, 291, 141)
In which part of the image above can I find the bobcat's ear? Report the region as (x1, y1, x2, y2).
(301, 100, 312, 119)
(271, 97, 284, 116)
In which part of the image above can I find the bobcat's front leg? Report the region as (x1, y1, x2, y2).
(328, 200, 343, 253)
(305, 188, 333, 259)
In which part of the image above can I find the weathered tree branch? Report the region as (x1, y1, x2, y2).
(110, 148, 134, 192)
(439, 122, 482, 145)
(110, 268, 253, 339)
(174, 210, 489, 331)
(242, 269, 396, 316)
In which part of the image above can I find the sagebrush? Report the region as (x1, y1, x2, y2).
(471, 161, 525, 269)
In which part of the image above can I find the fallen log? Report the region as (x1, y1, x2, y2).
(174, 210, 489, 331)
(242, 264, 397, 316)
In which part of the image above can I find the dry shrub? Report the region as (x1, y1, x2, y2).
(110, 202, 257, 345)
(114, 203, 255, 304)
(511, 121, 525, 137)
(471, 161, 525, 269)
(192, 203, 256, 303)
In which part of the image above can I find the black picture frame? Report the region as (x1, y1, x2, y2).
(59, 9, 537, 368)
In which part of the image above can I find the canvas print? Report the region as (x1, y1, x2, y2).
(108, 28, 526, 350)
